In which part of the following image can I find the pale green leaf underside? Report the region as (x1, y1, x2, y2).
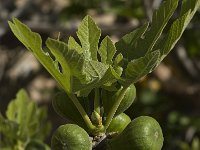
(8, 19, 70, 91)
(125, 50, 160, 83)
(98, 36, 116, 64)
(46, 38, 120, 94)
(84, 61, 108, 79)
(46, 38, 88, 84)
(75, 60, 125, 97)
(77, 15, 101, 61)
(68, 36, 83, 54)
(72, 64, 122, 97)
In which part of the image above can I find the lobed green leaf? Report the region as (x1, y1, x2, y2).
(46, 38, 87, 85)
(73, 65, 122, 97)
(8, 19, 68, 91)
(125, 50, 160, 83)
(68, 36, 83, 54)
(116, 0, 179, 60)
(153, 0, 200, 63)
(8, 0, 200, 95)
(115, 23, 149, 61)
(5, 89, 51, 141)
(136, 0, 179, 55)
(77, 15, 101, 61)
(98, 36, 116, 64)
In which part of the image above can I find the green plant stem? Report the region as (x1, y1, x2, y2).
(94, 88, 100, 115)
(67, 93, 96, 131)
(104, 85, 129, 130)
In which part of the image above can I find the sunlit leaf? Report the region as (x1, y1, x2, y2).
(68, 36, 82, 54)
(77, 15, 101, 61)
(154, 0, 200, 62)
(98, 36, 116, 64)
(8, 19, 69, 91)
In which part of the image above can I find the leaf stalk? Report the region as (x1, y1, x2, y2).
(104, 85, 129, 130)
(67, 93, 96, 131)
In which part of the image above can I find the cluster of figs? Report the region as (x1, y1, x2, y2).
(51, 84, 164, 150)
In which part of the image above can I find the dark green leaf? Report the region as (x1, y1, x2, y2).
(132, 0, 179, 58)
(125, 50, 160, 83)
(153, 0, 200, 62)
(115, 23, 149, 60)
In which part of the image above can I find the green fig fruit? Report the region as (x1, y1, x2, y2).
(102, 84, 136, 117)
(107, 116, 163, 150)
(52, 92, 89, 132)
(51, 124, 92, 150)
(107, 113, 131, 134)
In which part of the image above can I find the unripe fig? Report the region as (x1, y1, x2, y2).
(107, 116, 163, 150)
(102, 84, 136, 116)
(52, 92, 88, 132)
(107, 113, 131, 134)
(51, 124, 92, 150)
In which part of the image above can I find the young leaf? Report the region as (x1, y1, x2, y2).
(6, 89, 35, 124)
(34, 107, 52, 141)
(8, 18, 120, 96)
(116, 0, 179, 60)
(154, 0, 200, 62)
(77, 15, 101, 61)
(98, 36, 116, 64)
(72, 64, 122, 96)
(68, 36, 82, 54)
(6, 89, 37, 140)
(70, 64, 122, 97)
(1, 90, 51, 149)
(125, 50, 160, 83)
(114, 53, 123, 66)
(5, 89, 51, 141)
(46, 38, 88, 84)
(180, 0, 200, 16)
(84, 60, 108, 80)
(8, 19, 69, 92)
(115, 23, 149, 60)
(46, 38, 116, 93)
(0, 115, 19, 139)
(138, 0, 179, 54)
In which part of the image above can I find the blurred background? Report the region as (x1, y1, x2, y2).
(0, 0, 200, 149)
